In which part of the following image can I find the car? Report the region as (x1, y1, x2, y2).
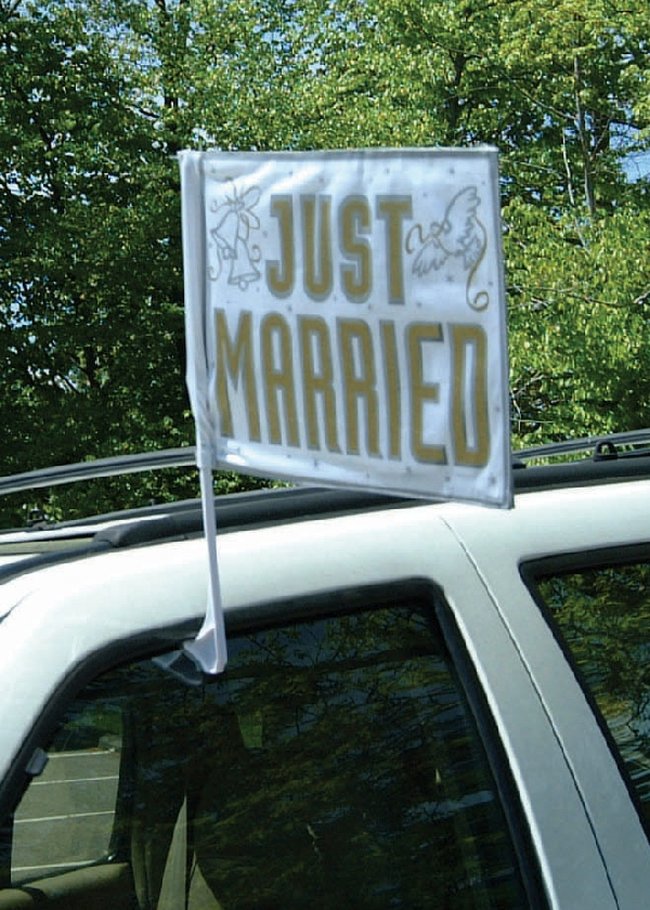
(0, 431, 649, 909)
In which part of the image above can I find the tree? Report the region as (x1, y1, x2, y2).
(0, 0, 199, 522)
(0, 0, 648, 524)
(0, 0, 292, 522)
(0, 0, 189, 468)
(271, 0, 649, 440)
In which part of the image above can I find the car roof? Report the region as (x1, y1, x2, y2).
(1, 470, 648, 693)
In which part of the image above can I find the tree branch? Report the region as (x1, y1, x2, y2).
(0, 0, 23, 21)
(515, 284, 650, 310)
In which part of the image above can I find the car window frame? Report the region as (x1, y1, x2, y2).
(521, 542, 650, 843)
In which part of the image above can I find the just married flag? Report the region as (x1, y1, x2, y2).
(179, 148, 512, 672)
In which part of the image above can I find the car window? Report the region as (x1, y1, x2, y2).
(4, 591, 537, 908)
(11, 705, 121, 883)
(533, 560, 650, 822)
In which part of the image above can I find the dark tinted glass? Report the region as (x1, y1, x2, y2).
(536, 563, 650, 818)
(8, 598, 531, 908)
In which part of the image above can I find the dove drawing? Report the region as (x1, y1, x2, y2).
(407, 186, 489, 310)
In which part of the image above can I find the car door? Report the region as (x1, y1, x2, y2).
(1, 579, 541, 910)
(443, 480, 650, 909)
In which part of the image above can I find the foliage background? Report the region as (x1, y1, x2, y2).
(0, 0, 648, 523)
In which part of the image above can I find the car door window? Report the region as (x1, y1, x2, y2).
(3, 589, 539, 908)
(533, 558, 650, 822)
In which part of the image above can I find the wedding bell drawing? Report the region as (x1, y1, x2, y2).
(210, 183, 262, 291)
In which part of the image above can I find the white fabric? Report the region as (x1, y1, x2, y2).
(178, 147, 513, 672)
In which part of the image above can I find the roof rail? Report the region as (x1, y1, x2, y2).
(515, 429, 650, 464)
(0, 448, 197, 497)
(2, 429, 650, 503)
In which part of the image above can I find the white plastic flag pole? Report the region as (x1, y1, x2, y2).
(179, 150, 228, 674)
(183, 455, 228, 674)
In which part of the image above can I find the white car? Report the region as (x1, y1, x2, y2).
(0, 433, 648, 909)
